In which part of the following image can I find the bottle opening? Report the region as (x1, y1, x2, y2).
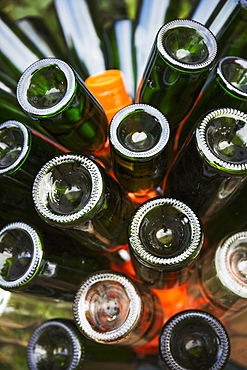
(0, 223, 42, 289)
(218, 57, 247, 98)
(32, 154, 103, 226)
(157, 19, 217, 71)
(196, 108, 247, 173)
(0, 121, 29, 175)
(110, 104, 170, 159)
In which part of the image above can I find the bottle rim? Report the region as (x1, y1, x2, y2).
(216, 231, 247, 298)
(0, 120, 30, 175)
(159, 309, 230, 370)
(109, 103, 170, 159)
(27, 320, 81, 370)
(157, 19, 217, 72)
(32, 153, 103, 225)
(128, 197, 203, 268)
(196, 108, 247, 173)
(16, 58, 76, 117)
(73, 271, 141, 343)
(0, 222, 43, 289)
(217, 56, 247, 99)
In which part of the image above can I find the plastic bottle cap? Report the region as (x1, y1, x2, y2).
(85, 69, 132, 122)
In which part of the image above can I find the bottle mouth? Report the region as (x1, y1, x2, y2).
(32, 154, 104, 226)
(0, 120, 30, 175)
(27, 320, 81, 370)
(0, 222, 43, 289)
(216, 231, 247, 298)
(16, 58, 76, 117)
(159, 310, 230, 370)
(217, 56, 247, 99)
(157, 19, 217, 72)
(128, 197, 203, 269)
(196, 108, 247, 173)
(110, 104, 170, 160)
(73, 271, 141, 343)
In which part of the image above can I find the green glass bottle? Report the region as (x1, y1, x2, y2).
(27, 318, 136, 370)
(136, 18, 217, 139)
(32, 153, 135, 252)
(109, 103, 170, 201)
(73, 270, 164, 347)
(159, 310, 230, 370)
(186, 231, 247, 321)
(0, 120, 66, 187)
(0, 221, 109, 301)
(187, 0, 228, 28)
(176, 56, 247, 152)
(16, 58, 108, 156)
(164, 108, 247, 223)
(128, 197, 203, 290)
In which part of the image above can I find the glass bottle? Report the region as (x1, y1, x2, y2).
(32, 153, 135, 252)
(159, 309, 230, 370)
(186, 231, 247, 321)
(164, 108, 247, 223)
(109, 103, 170, 202)
(136, 18, 218, 138)
(73, 270, 164, 347)
(187, 0, 228, 28)
(0, 221, 109, 301)
(0, 120, 66, 187)
(27, 318, 136, 369)
(128, 197, 204, 290)
(16, 58, 108, 156)
(175, 56, 247, 152)
(53, 0, 106, 79)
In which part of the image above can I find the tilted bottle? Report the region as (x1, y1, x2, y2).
(164, 108, 247, 223)
(73, 270, 164, 347)
(109, 103, 170, 202)
(16, 58, 108, 156)
(32, 153, 135, 252)
(186, 231, 247, 321)
(187, 0, 228, 29)
(0, 120, 66, 187)
(136, 18, 217, 138)
(27, 318, 136, 370)
(128, 197, 204, 290)
(159, 310, 230, 370)
(175, 56, 247, 152)
(0, 222, 109, 301)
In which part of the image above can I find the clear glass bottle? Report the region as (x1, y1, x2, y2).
(32, 153, 135, 252)
(159, 310, 230, 370)
(27, 318, 136, 370)
(0, 222, 109, 301)
(0, 120, 66, 187)
(128, 197, 204, 290)
(73, 270, 164, 347)
(164, 108, 247, 223)
(136, 18, 217, 135)
(186, 231, 247, 321)
(16, 58, 108, 156)
(109, 103, 170, 203)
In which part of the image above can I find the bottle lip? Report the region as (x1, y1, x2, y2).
(128, 197, 203, 268)
(73, 271, 141, 343)
(196, 108, 247, 173)
(159, 309, 230, 370)
(32, 153, 103, 226)
(217, 56, 247, 99)
(16, 58, 76, 117)
(157, 19, 217, 72)
(216, 231, 247, 298)
(109, 103, 170, 159)
(0, 120, 30, 175)
(0, 222, 43, 289)
(27, 320, 81, 370)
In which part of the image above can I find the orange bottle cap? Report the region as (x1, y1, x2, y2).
(85, 69, 132, 122)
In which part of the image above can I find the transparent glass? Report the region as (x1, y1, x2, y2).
(0, 124, 24, 171)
